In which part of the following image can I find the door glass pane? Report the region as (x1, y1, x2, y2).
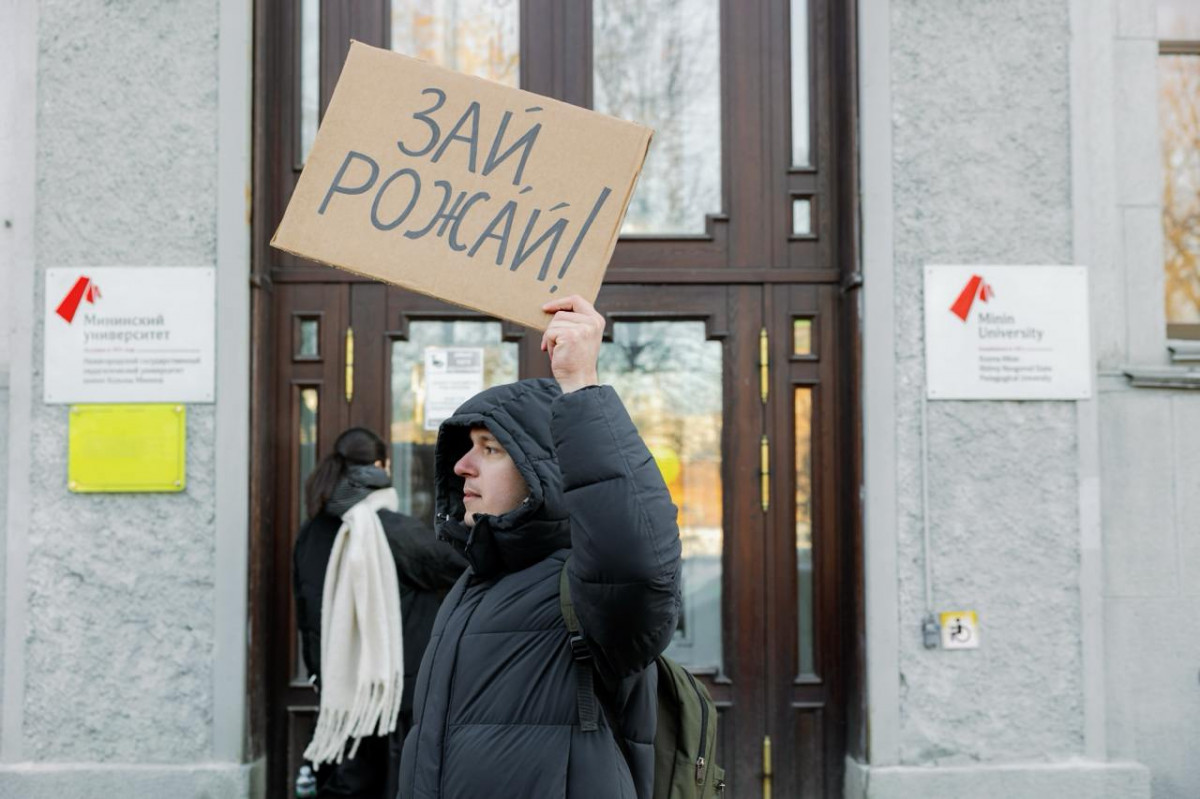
(391, 0, 520, 86)
(1160, 54, 1200, 325)
(296, 386, 319, 682)
(299, 0, 320, 164)
(298, 318, 320, 358)
(600, 322, 723, 671)
(792, 197, 813, 236)
(299, 387, 319, 522)
(390, 321, 518, 527)
(791, 0, 811, 166)
(593, 0, 722, 234)
(794, 387, 815, 676)
(793, 318, 813, 356)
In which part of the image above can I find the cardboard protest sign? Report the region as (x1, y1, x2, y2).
(271, 41, 652, 330)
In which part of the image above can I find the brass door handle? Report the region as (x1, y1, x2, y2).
(762, 734, 772, 799)
(344, 327, 355, 404)
(760, 436, 770, 513)
(759, 327, 769, 404)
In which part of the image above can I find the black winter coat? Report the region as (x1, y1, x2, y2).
(398, 380, 682, 799)
(294, 502, 466, 798)
(294, 507, 466, 714)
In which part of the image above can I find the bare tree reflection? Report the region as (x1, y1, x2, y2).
(593, 0, 721, 234)
(601, 322, 723, 669)
(1161, 54, 1200, 325)
(391, 0, 520, 86)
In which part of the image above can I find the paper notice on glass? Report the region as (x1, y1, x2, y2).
(424, 347, 484, 431)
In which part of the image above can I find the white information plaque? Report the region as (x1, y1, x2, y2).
(44, 267, 215, 404)
(924, 265, 1091, 400)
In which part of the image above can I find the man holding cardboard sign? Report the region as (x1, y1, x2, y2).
(271, 42, 652, 329)
(397, 294, 681, 798)
(274, 42, 673, 796)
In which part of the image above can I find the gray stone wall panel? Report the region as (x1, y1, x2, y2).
(0, 382, 8, 698)
(0, 761, 257, 799)
(24, 407, 216, 761)
(1105, 596, 1200, 798)
(1175, 395, 1200, 597)
(848, 760, 1151, 799)
(25, 0, 219, 762)
(36, 0, 218, 266)
(891, 0, 1083, 763)
(1099, 391, 1178, 597)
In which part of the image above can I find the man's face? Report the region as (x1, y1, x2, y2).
(453, 426, 529, 526)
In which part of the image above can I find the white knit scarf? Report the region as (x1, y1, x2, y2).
(304, 487, 405, 766)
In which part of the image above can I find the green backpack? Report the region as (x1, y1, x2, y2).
(558, 562, 726, 798)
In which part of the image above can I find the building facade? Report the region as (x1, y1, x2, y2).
(0, 1, 1196, 798)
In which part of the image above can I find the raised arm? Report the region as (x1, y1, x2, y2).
(543, 296, 682, 677)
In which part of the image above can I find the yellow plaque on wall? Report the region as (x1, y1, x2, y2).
(68, 404, 186, 493)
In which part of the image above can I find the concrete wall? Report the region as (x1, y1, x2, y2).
(1101, 391, 1200, 799)
(0, 0, 39, 765)
(0, 376, 8, 720)
(1093, 5, 1200, 797)
(0, 0, 255, 794)
(26, 0, 221, 761)
(856, 0, 1196, 796)
(890, 0, 1087, 764)
(1, 2, 12, 719)
(853, 0, 1159, 795)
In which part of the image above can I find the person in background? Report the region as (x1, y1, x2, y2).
(294, 426, 466, 799)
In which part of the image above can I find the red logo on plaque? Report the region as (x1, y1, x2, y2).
(55, 276, 101, 323)
(949, 275, 993, 322)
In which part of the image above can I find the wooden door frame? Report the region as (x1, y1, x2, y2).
(247, 0, 866, 793)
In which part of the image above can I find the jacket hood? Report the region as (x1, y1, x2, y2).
(324, 464, 392, 518)
(434, 378, 570, 577)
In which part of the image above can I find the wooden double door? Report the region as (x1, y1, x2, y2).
(268, 282, 849, 799)
(252, 1, 861, 796)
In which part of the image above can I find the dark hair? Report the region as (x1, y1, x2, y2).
(304, 427, 387, 519)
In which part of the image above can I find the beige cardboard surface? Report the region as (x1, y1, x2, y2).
(272, 41, 652, 330)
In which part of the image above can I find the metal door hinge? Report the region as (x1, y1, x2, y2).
(759, 327, 769, 404)
(345, 327, 355, 404)
(760, 435, 770, 513)
(762, 734, 773, 799)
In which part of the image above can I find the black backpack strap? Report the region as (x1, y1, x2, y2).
(558, 559, 599, 732)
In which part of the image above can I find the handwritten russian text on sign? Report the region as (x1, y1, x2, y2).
(271, 42, 653, 330)
(924, 265, 1091, 400)
(44, 267, 215, 404)
(423, 347, 484, 431)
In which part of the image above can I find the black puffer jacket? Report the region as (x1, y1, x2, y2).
(398, 379, 682, 798)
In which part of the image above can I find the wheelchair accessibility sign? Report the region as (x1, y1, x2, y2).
(939, 611, 980, 650)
